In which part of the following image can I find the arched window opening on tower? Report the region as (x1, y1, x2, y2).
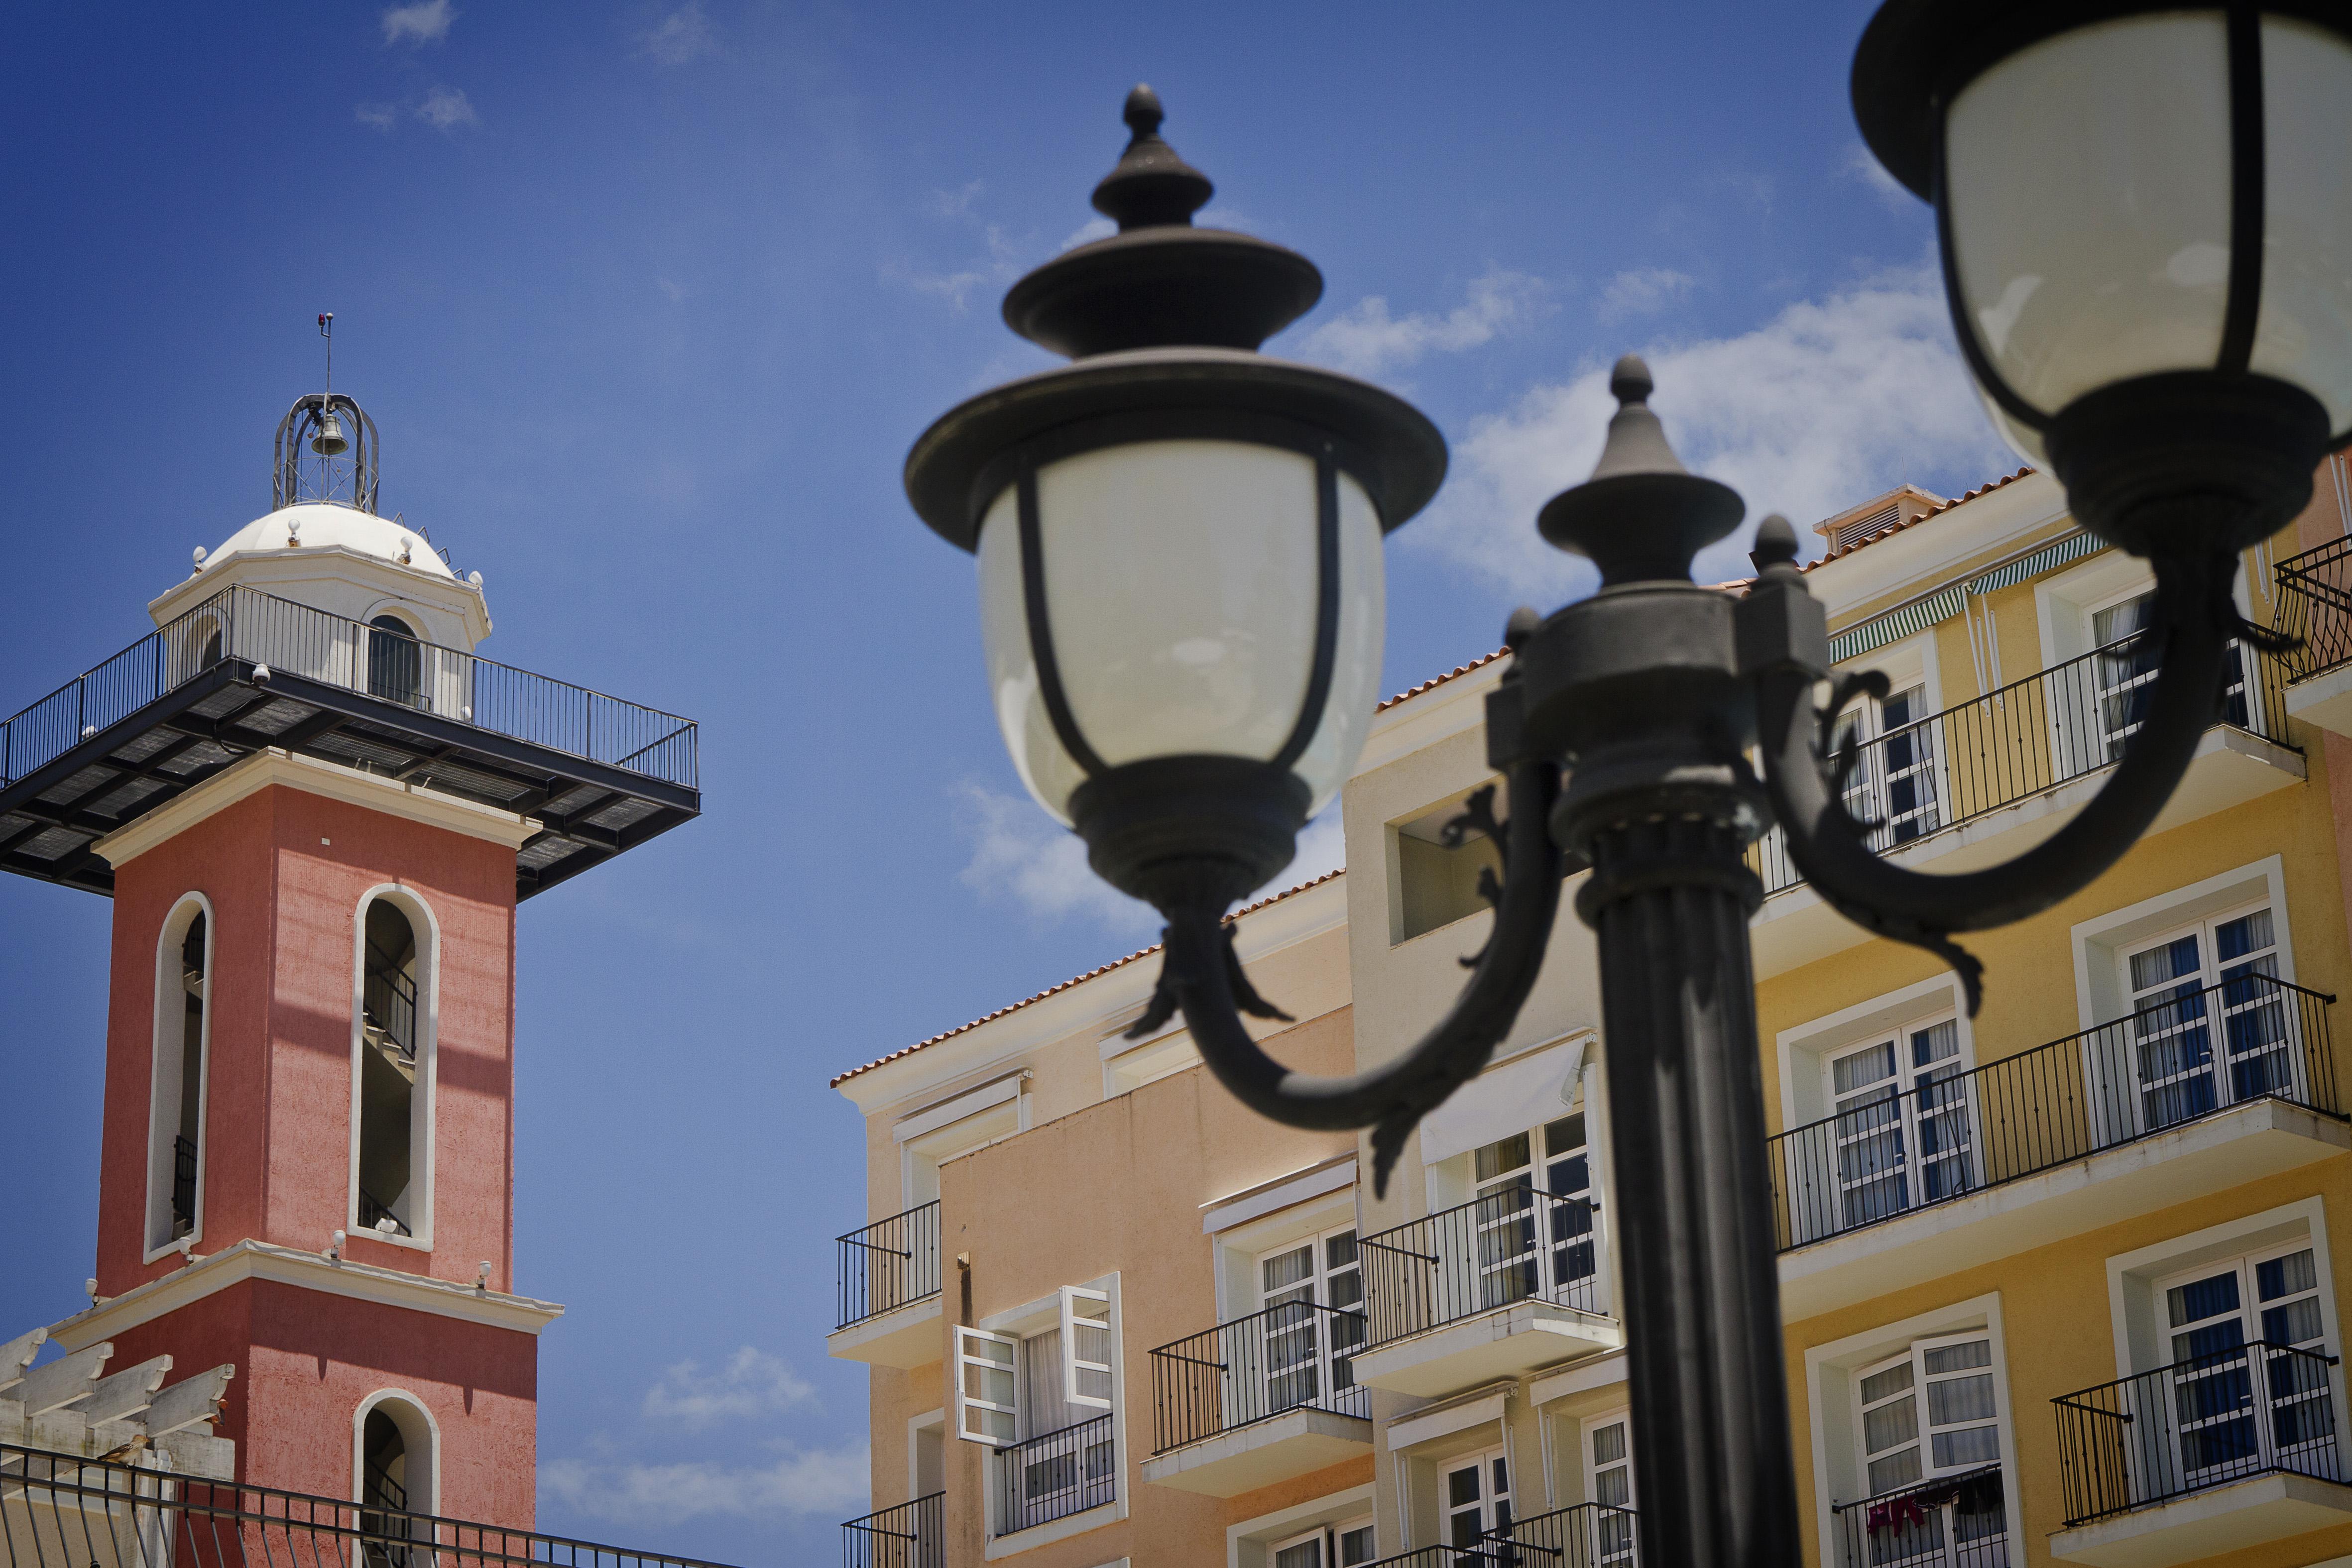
(356, 896, 430, 1241)
(356, 1395, 436, 1551)
(368, 615, 423, 709)
(148, 897, 211, 1255)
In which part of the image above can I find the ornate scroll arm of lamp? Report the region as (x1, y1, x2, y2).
(1741, 524, 2234, 1011)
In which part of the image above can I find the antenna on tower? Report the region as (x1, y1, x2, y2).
(310, 314, 349, 457)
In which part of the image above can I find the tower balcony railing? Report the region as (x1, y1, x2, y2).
(834, 1200, 941, 1331)
(1831, 1463, 2007, 1568)
(2273, 536, 2352, 682)
(840, 1491, 943, 1568)
(0, 1439, 741, 1568)
(1147, 1300, 1370, 1453)
(1360, 1187, 1604, 1350)
(994, 1414, 1114, 1536)
(2053, 1341, 2343, 1524)
(0, 583, 697, 795)
(1747, 633, 2290, 900)
(1768, 972, 2339, 1252)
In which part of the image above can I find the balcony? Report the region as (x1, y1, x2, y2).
(2050, 1342, 2352, 1567)
(2273, 536, 2352, 736)
(841, 1491, 942, 1568)
(0, 584, 698, 898)
(1770, 974, 2347, 1318)
(1350, 1189, 1619, 1399)
(1748, 635, 2298, 977)
(1832, 1464, 2007, 1568)
(996, 1413, 1115, 1537)
(826, 1201, 941, 1368)
(1142, 1301, 1372, 1496)
(0, 1438, 736, 1568)
(1362, 1503, 1637, 1568)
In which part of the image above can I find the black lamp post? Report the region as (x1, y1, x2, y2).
(908, 9, 2352, 1560)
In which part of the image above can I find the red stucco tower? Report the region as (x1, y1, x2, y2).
(1, 390, 699, 1525)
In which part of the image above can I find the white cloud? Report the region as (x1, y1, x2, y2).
(890, 187, 1025, 312)
(416, 86, 476, 130)
(1413, 261, 2007, 600)
(954, 783, 1154, 931)
(642, 1348, 813, 1427)
(1061, 216, 1115, 251)
(656, 277, 685, 304)
(1597, 267, 1694, 321)
(1284, 807, 1346, 887)
(540, 1444, 868, 1526)
(381, 0, 454, 46)
(639, 2, 715, 64)
(1846, 143, 1917, 212)
(354, 103, 398, 132)
(1296, 268, 1551, 379)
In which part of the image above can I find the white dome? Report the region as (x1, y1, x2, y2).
(205, 503, 454, 579)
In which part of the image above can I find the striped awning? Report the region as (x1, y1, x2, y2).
(1826, 530, 2098, 664)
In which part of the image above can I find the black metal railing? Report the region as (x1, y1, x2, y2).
(358, 1189, 412, 1238)
(835, 1201, 941, 1331)
(171, 1134, 199, 1234)
(1148, 1300, 1370, 1453)
(2054, 1341, 2343, 1524)
(1361, 1187, 1605, 1349)
(0, 584, 697, 793)
(2274, 536, 2352, 681)
(1770, 972, 2338, 1251)
(1749, 632, 2289, 898)
(0, 1439, 743, 1568)
(1831, 1464, 2007, 1568)
(364, 940, 419, 1063)
(840, 1491, 942, 1568)
(995, 1414, 1114, 1536)
(1488, 1502, 1641, 1568)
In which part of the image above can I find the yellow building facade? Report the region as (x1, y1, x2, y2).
(828, 453, 2352, 1568)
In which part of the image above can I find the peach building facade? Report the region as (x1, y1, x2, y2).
(831, 453, 2352, 1568)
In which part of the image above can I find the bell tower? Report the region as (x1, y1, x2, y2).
(0, 374, 700, 1526)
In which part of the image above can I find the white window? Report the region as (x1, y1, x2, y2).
(954, 1326, 1020, 1447)
(1822, 1018, 1973, 1231)
(2155, 1244, 2329, 1484)
(1470, 1115, 1600, 1312)
(1256, 1227, 1365, 1415)
(147, 896, 213, 1256)
(2092, 590, 2257, 760)
(1584, 1410, 1637, 1568)
(2120, 903, 2295, 1129)
(1061, 1286, 1113, 1411)
(1835, 681, 1941, 847)
(1443, 1446, 1513, 1550)
(353, 892, 432, 1243)
(954, 1286, 1121, 1537)
(1272, 1516, 1377, 1568)
(1856, 1333, 2000, 1496)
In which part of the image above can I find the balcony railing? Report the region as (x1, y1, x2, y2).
(840, 1491, 942, 1568)
(1748, 632, 2289, 899)
(1769, 972, 2339, 1251)
(1359, 1504, 1638, 1568)
(0, 584, 697, 794)
(0, 1439, 740, 1568)
(835, 1201, 941, 1331)
(1362, 1187, 1604, 1349)
(995, 1414, 1114, 1536)
(1148, 1300, 1370, 1453)
(1832, 1464, 2007, 1568)
(2274, 536, 2352, 681)
(2053, 1341, 2343, 1524)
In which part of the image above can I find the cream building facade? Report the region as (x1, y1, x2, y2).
(829, 453, 2352, 1568)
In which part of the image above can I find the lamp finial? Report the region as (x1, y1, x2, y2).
(1092, 84, 1213, 230)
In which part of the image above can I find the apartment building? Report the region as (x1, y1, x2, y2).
(827, 453, 2352, 1568)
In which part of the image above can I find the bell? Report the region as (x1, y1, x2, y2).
(310, 410, 349, 457)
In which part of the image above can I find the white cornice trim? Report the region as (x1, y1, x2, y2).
(94, 748, 542, 869)
(49, 1241, 563, 1351)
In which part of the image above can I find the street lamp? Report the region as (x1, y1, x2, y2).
(907, 21, 2352, 1564)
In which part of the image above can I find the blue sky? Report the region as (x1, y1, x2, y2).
(0, 2, 2017, 1561)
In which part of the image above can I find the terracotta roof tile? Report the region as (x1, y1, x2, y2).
(830, 868, 1346, 1089)
(1376, 647, 1510, 712)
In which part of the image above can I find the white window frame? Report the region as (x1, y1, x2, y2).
(1252, 1224, 1365, 1420)
(1851, 1331, 2002, 1493)
(1440, 1444, 1514, 1550)
(347, 884, 437, 1251)
(2150, 1240, 2330, 1488)
(1583, 1408, 1637, 1568)
(1061, 1285, 1114, 1412)
(954, 1325, 1021, 1448)
(1223, 1488, 1376, 1568)
(1818, 1014, 1974, 1234)
(145, 893, 215, 1261)
(975, 1273, 1129, 1558)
